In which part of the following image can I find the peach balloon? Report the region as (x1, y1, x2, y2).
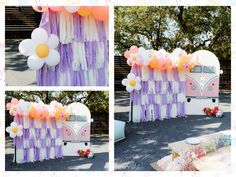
(11, 98, 19, 105)
(6, 103, 11, 110)
(78, 6, 92, 17)
(33, 6, 48, 12)
(158, 60, 168, 70)
(50, 6, 63, 12)
(130, 46, 139, 53)
(91, 6, 109, 21)
(124, 50, 131, 59)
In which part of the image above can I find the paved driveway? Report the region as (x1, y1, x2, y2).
(5, 39, 36, 86)
(114, 91, 231, 171)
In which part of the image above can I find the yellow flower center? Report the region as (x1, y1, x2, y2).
(131, 55, 137, 61)
(35, 44, 49, 58)
(12, 127, 18, 134)
(129, 80, 136, 87)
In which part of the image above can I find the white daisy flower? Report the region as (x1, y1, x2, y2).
(19, 28, 60, 70)
(122, 73, 141, 92)
(6, 122, 23, 139)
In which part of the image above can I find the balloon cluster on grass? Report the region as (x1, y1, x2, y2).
(19, 28, 60, 70)
(33, 6, 109, 21)
(124, 46, 199, 71)
(6, 98, 71, 120)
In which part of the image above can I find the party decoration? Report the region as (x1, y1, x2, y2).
(122, 73, 141, 92)
(77, 6, 92, 17)
(77, 149, 94, 158)
(33, 6, 48, 12)
(124, 47, 197, 70)
(203, 106, 222, 117)
(6, 122, 23, 138)
(49, 6, 63, 12)
(91, 6, 109, 21)
(19, 28, 60, 70)
(32, 6, 109, 22)
(122, 47, 221, 123)
(30, 6, 109, 86)
(64, 6, 80, 13)
(6, 98, 71, 120)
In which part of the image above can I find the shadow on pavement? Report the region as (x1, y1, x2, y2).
(114, 91, 231, 171)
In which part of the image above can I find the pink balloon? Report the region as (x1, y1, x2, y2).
(11, 98, 18, 105)
(124, 51, 131, 59)
(49, 6, 63, 12)
(6, 103, 11, 110)
(130, 46, 139, 53)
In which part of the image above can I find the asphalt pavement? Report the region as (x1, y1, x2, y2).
(114, 91, 231, 171)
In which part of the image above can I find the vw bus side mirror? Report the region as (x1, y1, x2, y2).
(220, 70, 223, 74)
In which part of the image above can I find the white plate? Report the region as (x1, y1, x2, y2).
(185, 138, 201, 145)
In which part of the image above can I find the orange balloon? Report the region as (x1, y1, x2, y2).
(78, 6, 92, 17)
(91, 6, 109, 21)
(178, 64, 184, 71)
(33, 6, 48, 13)
(29, 107, 36, 118)
(149, 57, 158, 69)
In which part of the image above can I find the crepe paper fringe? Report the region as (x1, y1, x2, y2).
(37, 9, 109, 86)
(13, 115, 63, 163)
(130, 67, 186, 122)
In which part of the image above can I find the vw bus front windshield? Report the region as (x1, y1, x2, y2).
(190, 65, 202, 73)
(203, 66, 216, 74)
(67, 115, 87, 122)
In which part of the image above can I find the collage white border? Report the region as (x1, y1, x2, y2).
(0, 0, 235, 177)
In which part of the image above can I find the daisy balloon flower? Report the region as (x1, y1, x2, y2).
(6, 122, 23, 138)
(19, 28, 60, 70)
(122, 73, 141, 92)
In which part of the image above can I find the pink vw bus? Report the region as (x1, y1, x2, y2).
(62, 102, 92, 156)
(185, 50, 221, 115)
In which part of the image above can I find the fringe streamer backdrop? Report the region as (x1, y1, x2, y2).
(37, 9, 109, 86)
(130, 66, 186, 122)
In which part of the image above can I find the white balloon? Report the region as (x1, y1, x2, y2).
(64, 6, 80, 13)
(122, 78, 128, 86)
(27, 55, 44, 70)
(31, 28, 48, 44)
(18, 39, 35, 56)
(45, 49, 60, 66)
(126, 86, 133, 93)
(47, 34, 59, 49)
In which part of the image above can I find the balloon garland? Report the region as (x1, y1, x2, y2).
(32, 6, 109, 21)
(19, 28, 60, 70)
(124, 46, 199, 70)
(6, 98, 71, 120)
(122, 46, 200, 93)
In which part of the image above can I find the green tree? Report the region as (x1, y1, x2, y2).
(115, 6, 231, 60)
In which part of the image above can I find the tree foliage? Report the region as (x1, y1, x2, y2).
(115, 6, 231, 60)
(5, 91, 109, 113)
